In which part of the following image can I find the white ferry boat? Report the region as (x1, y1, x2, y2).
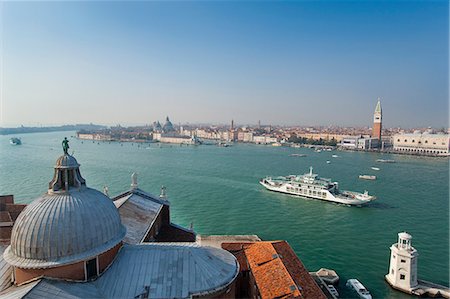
(346, 279, 372, 299)
(260, 167, 375, 206)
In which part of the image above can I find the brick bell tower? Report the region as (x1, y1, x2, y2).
(372, 98, 382, 140)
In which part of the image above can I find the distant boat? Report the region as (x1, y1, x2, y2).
(315, 149, 322, 153)
(346, 279, 372, 299)
(371, 167, 380, 171)
(332, 154, 339, 158)
(359, 175, 376, 180)
(289, 154, 306, 157)
(217, 142, 231, 147)
(9, 137, 21, 145)
(326, 160, 331, 164)
(376, 159, 396, 163)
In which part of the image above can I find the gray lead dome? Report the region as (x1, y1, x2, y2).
(3, 154, 126, 269)
(55, 154, 80, 168)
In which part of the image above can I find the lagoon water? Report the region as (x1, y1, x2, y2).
(0, 131, 448, 298)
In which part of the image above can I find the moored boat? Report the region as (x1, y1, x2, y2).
(371, 167, 380, 171)
(376, 159, 395, 163)
(346, 279, 372, 299)
(327, 285, 339, 297)
(260, 167, 376, 206)
(359, 175, 376, 180)
(9, 137, 21, 145)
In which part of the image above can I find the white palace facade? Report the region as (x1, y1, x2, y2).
(393, 132, 449, 155)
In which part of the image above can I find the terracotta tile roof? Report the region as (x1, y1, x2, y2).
(245, 242, 302, 299)
(272, 241, 326, 299)
(222, 241, 326, 299)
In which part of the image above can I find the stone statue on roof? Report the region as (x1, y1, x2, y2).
(62, 137, 70, 154)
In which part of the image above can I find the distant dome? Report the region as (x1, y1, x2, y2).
(163, 116, 174, 132)
(4, 153, 126, 269)
(153, 121, 162, 132)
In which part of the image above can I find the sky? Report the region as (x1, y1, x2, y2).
(0, 1, 448, 128)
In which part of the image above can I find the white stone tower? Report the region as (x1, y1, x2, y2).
(385, 232, 419, 292)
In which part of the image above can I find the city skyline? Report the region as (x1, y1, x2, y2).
(1, 1, 448, 128)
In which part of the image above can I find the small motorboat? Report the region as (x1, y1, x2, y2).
(359, 175, 376, 180)
(9, 137, 21, 145)
(332, 154, 339, 158)
(346, 279, 372, 299)
(289, 154, 306, 157)
(326, 160, 331, 164)
(371, 167, 380, 171)
(376, 159, 396, 163)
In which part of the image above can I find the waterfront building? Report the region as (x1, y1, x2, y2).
(339, 136, 358, 149)
(298, 133, 346, 142)
(76, 132, 113, 141)
(0, 149, 238, 298)
(393, 132, 450, 155)
(242, 132, 254, 143)
(253, 135, 278, 145)
(153, 132, 199, 145)
(372, 98, 382, 141)
(339, 135, 379, 150)
(152, 117, 201, 145)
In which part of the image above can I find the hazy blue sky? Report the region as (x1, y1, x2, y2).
(1, 1, 448, 128)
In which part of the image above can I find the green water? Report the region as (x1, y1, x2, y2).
(0, 131, 448, 298)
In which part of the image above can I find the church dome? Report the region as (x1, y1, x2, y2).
(55, 154, 79, 168)
(3, 153, 126, 269)
(162, 116, 174, 132)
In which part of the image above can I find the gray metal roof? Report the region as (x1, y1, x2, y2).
(0, 246, 12, 292)
(4, 188, 126, 269)
(113, 188, 170, 206)
(54, 155, 80, 169)
(0, 280, 39, 299)
(115, 193, 163, 244)
(96, 243, 238, 298)
(22, 280, 102, 299)
(1, 243, 238, 299)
